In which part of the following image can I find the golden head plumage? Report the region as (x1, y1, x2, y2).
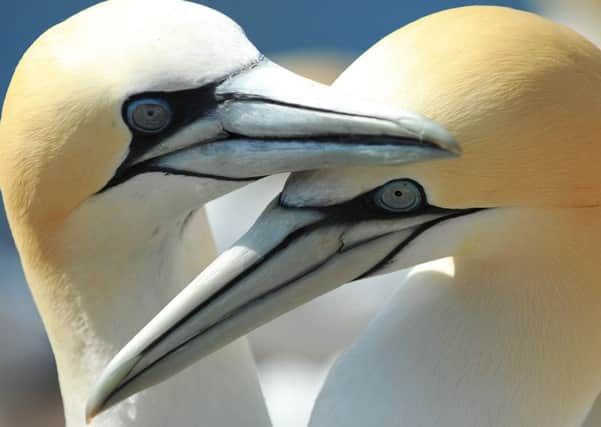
(285, 6, 601, 209)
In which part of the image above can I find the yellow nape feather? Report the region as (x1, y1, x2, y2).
(289, 6, 601, 210)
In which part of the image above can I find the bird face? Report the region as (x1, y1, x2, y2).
(86, 6, 601, 416)
(0, 0, 455, 233)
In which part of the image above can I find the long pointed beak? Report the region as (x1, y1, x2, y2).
(86, 60, 461, 420)
(105, 59, 458, 189)
(86, 185, 480, 420)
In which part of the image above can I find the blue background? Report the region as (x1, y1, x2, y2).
(0, 0, 530, 102)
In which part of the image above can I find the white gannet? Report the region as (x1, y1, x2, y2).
(0, 0, 457, 425)
(88, 6, 601, 426)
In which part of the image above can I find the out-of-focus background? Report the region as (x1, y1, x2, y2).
(0, 1, 595, 426)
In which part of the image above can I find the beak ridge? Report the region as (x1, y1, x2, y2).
(216, 60, 460, 153)
(86, 60, 464, 420)
(86, 196, 476, 420)
(134, 59, 459, 183)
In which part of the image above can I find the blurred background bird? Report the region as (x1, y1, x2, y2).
(0, 1, 595, 426)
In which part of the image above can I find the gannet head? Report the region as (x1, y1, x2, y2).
(0, 0, 456, 236)
(86, 6, 601, 416)
(282, 5, 601, 211)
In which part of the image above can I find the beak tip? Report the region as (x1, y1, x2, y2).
(444, 139, 462, 156)
(85, 404, 98, 425)
(85, 386, 111, 424)
(427, 132, 461, 158)
(394, 112, 460, 158)
(424, 125, 461, 157)
(84, 352, 142, 423)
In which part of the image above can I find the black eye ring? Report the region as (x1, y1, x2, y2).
(373, 179, 425, 213)
(126, 98, 173, 134)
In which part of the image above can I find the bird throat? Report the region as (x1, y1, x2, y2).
(311, 207, 601, 427)
(12, 205, 267, 427)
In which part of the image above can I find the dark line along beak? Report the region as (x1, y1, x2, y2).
(86, 188, 479, 421)
(106, 59, 459, 189)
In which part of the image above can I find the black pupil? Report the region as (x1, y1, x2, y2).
(372, 179, 424, 213)
(130, 101, 170, 133)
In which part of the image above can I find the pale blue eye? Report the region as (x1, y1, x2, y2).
(374, 180, 423, 213)
(126, 98, 172, 134)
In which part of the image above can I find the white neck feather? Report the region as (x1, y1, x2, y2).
(311, 208, 601, 427)
(22, 187, 270, 427)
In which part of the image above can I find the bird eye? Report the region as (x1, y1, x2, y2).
(373, 179, 424, 213)
(126, 98, 173, 134)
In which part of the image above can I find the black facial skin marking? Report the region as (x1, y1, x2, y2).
(100, 60, 266, 192)
(99, 84, 222, 192)
(123, 86, 219, 163)
(117, 58, 268, 173)
(98, 182, 482, 402)
(123, 86, 220, 170)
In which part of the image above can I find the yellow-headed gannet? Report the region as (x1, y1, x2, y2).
(0, 0, 457, 425)
(89, 6, 601, 426)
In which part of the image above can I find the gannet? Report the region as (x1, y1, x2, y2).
(0, 0, 457, 425)
(88, 6, 601, 426)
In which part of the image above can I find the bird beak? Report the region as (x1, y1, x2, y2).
(86, 176, 481, 420)
(104, 59, 459, 190)
(85, 60, 462, 421)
